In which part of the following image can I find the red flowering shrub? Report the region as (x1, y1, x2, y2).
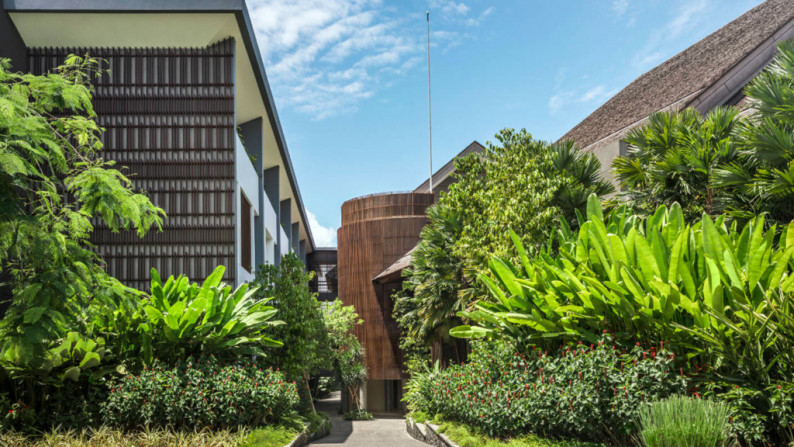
(406, 335, 687, 442)
(102, 355, 298, 429)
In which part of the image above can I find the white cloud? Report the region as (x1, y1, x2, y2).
(668, 0, 708, 38)
(548, 91, 572, 113)
(631, 0, 709, 70)
(465, 6, 493, 26)
(307, 210, 338, 247)
(612, 0, 630, 16)
(246, 0, 491, 119)
(548, 83, 617, 114)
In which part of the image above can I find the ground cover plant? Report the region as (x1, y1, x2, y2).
(405, 336, 686, 443)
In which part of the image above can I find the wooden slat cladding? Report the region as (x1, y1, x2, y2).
(27, 39, 236, 291)
(338, 193, 434, 380)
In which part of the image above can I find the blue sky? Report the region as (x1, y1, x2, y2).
(246, 0, 763, 247)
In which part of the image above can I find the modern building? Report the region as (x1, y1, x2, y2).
(0, 0, 315, 289)
(561, 0, 794, 185)
(307, 248, 338, 302)
(336, 141, 484, 412)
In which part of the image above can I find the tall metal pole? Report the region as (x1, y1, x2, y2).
(426, 10, 434, 194)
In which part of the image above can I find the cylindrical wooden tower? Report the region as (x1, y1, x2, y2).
(337, 192, 434, 381)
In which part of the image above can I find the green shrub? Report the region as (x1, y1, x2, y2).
(638, 396, 733, 447)
(102, 356, 298, 429)
(405, 336, 686, 442)
(344, 409, 373, 420)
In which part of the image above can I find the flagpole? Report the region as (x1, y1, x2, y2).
(426, 10, 433, 194)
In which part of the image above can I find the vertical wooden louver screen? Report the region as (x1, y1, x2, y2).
(27, 39, 237, 290)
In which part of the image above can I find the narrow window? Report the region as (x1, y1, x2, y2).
(241, 192, 252, 273)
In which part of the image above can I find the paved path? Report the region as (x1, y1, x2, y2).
(308, 391, 427, 447)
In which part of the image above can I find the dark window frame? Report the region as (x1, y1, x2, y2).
(241, 191, 252, 273)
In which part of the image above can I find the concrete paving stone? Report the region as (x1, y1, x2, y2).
(308, 392, 427, 447)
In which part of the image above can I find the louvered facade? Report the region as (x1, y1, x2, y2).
(2, 1, 317, 291)
(28, 41, 237, 290)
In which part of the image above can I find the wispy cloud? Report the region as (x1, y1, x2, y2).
(548, 82, 618, 114)
(612, 0, 630, 16)
(306, 210, 338, 247)
(247, 0, 491, 119)
(630, 0, 709, 70)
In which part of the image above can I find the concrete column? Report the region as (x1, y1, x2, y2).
(299, 240, 306, 267)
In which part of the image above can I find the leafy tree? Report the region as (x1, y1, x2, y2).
(714, 39, 794, 226)
(321, 299, 366, 412)
(252, 253, 327, 413)
(612, 107, 743, 221)
(393, 204, 465, 364)
(0, 56, 164, 391)
(394, 129, 613, 361)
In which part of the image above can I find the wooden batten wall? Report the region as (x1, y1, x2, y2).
(28, 39, 237, 290)
(337, 192, 434, 380)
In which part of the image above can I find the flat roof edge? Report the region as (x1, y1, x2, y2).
(3, 0, 244, 13)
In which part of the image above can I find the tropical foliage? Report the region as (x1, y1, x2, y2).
(321, 299, 367, 412)
(614, 39, 794, 227)
(252, 253, 328, 412)
(393, 204, 465, 362)
(128, 265, 283, 365)
(612, 107, 742, 221)
(0, 56, 299, 437)
(449, 195, 794, 443)
(395, 129, 613, 366)
(714, 38, 794, 225)
(0, 54, 164, 392)
(452, 196, 794, 386)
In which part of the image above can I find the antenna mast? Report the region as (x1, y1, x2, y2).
(426, 10, 433, 194)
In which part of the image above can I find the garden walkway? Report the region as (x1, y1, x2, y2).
(308, 391, 426, 447)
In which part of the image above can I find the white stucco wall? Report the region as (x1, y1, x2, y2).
(280, 227, 290, 256)
(235, 135, 259, 286)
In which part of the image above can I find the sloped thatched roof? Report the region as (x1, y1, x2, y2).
(561, 0, 794, 150)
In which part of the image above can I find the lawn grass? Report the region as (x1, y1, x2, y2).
(239, 425, 301, 447)
(430, 417, 604, 447)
